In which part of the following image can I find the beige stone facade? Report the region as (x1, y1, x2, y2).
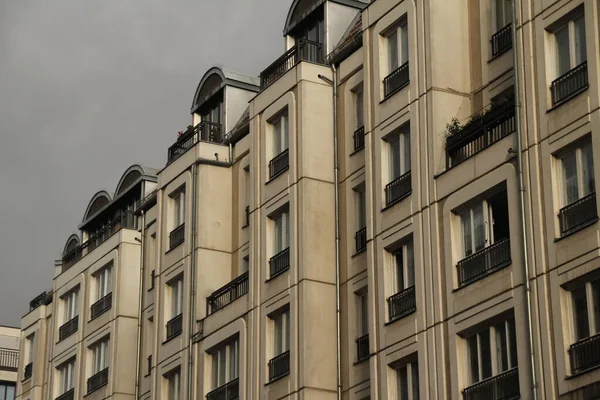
(16, 0, 600, 399)
(0, 326, 20, 400)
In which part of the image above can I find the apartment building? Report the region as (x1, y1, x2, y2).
(0, 326, 20, 400)
(16, 0, 600, 399)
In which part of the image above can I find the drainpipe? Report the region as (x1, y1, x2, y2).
(187, 163, 198, 400)
(511, 2, 538, 399)
(134, 210, 146, 400)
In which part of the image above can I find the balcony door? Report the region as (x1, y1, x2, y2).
(293, 8, 324, 62)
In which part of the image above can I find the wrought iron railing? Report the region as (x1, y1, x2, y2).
(353, 126, 365, 151)
(385, 171, 411, 206)
(356, 334, 369, 362)
(268, 149, 289, 180)
(446, 102, 515, 168)
(29, 290, 53, 311)
(0, 349, 18, 371)
(207, 272, 249, 315)
(355, 227, 367, 254)
(383, 62, 409, 98)
(23, 362, 32, 380)
(559, 192, 597, 237)
(268, 351, 290, 382)
(87, 367, 109, 393)
(463, 367, 519, 400)
(260, 40, 324, 89)
(551, 61, 588, 106)
(491, 24, 512, 57)
(388, 285, 416, 322)
(269, 247, 290, 279)
(569, 333, 600, 374)
(169, 223, 185, 249)
(91, 292, 112, 320)
(56, 388, 74, 400)
(206, 378, 239, 400)
(167, 121, 223, 163)
(457, 237, 511, 286)
(166, 314, 183, 341)
(59, 315, 79, 341)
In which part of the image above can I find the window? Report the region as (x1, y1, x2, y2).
(95, 266, 112, 301)
(272, 308, 290, 357)
(91, 338, 110, 375)
(243, 166, 250, 227)
(395, 360, 419, 400)
(560, 140, 595, 207)
(241, 256, 249, 274)
(387, 21, 408, 73)
(172, 191, 185, 229)
(357, 290, 368, 337)
(211, 339, 239, 390)
(494, 0, 512, 32)
(272, 209, 290, 256)
(25, 334, 34, 364)
(356, 187, 366, 231)
(466, 319, 517, 386)
(63, 290, 79, 323)
(388, 128, 411, 182)
(0, 383, 15, 400)
(568, 278, 600, 374)
(147, 233, 156, 290)
(554, 14, 586, 77)
(272, 113, 289, 157)
(168, 277, 184, 319)
(166, 368, 181, 400)
(58, 358, 75, 395)
(388, 240, 416, 321)
(355, 88, 364, 129)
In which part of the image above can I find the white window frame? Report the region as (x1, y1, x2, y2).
(25, 334, 35, 364)
(166, 368, 181, 400)
(558, 139, 595, 207)
(91, 337, 110, 375)
(211, 339, 239, 389)
(168, 277, 184, 320)
(58, 358, 76, 394)
(95, 266, 112, 301)
(493, 0, 512, 32)
(272, 208, 290, 256)
(356, 289, 369, 337)
(386, 19, 409, 74)
(569, 278, 600, 343)
(387, 127, 411, 183)
(63, 289, 79, 323)
(272, 112, 289, 157)
(171, 190, 185, 229)
(394, 360, 419, 400)
(272, 307, 290, 357)
(553, 13, 587, 77)
(390, 240, 414, 297)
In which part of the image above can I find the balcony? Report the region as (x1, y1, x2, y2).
(355, 227, 367, 254)
(268, 350, 290, 382)
(551, 61, 588, 107)
(207, 272, 249, 315)
(385, 171, 411, 207)
(166, 313, 183, 341)
(463, 367, 519, 400)
(388, 285, 416, 322)
(353, 126, 365, 152)
(87, 367, 109, 394)
(90, 292, 112, 320)
(0, 349, 18, 371)
(206, 378, 239, 400)
(356, 334, 369, 362)
(167, 121, 223, 164)
(62, 211, 136, 272)
(457, 237, 511, 287)
(23, 362, 32, 380)
(559, 192, 598, 237)
(169, 223, 185, 249)
(269, 247, 290, 279)
(446, 102, 515, 168)
(29, 290, 53, 311)
(383, 61, 409, 98)
(59, 315, 79, 341)
(491, 24, 512, 57)
(268, 149, 289, 180)
(260, 40, 324, 90)
(56, 388, 74, 400)
(570, 333, 600, 375)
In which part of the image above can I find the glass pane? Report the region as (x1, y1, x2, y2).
(574, 16, 587, 65)
(495, 323, 509, 372)
(479, 329, 492, 380)
(496, 0, 510, 29)
(0, 386, 5, 400)
(395, 250, 404, 292)
(406, 243, 415, 287)
(356, 91, 364, 128)
(401, 131, 411, 174)
(400, 23, 408, 64)
(572, 286, 590, 341)
(212, 351, 219, 388)
(285, 310, 290, 352)
(555, 26, 571, 75)
(411, 362, 419, 400)
(389, 135, 401, 180)
(468, 335, 479, 383)
(508, 319, 518, 368)
(231, 340, 239, 380)
(274, 314, 282, 355)
(473, 203, 486, 252)
(218, 349, 226, 386)
(360, 293, 369, 336)
(397, 365, 409, 400)
(357, 190, 366, 229)
(581, 143, 595, 195)
(388, 30, 398, 71)
(592, 280, 600, 334)
(563, 150, 579, 204)
(282, 115, 289, 150)
(462, 209, 473, 257)
(5, 386, 13, 400)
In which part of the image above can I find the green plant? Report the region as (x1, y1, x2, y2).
(446, 118, 462, 137)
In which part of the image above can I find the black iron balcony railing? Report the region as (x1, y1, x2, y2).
(551, 61, 588, 106)
(207, 272, 249, 315)
(383, 62, 409, 98)
(463, 367, 520, 400)
(457, 237, 511, 287)
(356, 334, 369, 362)
(491, 24, 512, 57)
(29, 290, 53, 311)
(56, 388, 75, 400)
(59, 315, 79, 341)
(385, 170, 411, 207)
(62, 211, 136, 272)
(147, 354, 152, 375)
(23, 362, 32, 380)
(0, 349, 18, 371)
(559, 192, 597, 237)
(353, 126, 365, 151)
(87, 367, 109, 394)
(388, 285, 416, 322)
(169, 223, 185, 249)
(90, 292, 112, 320)
(167, 121, 223, 164)
(260, 39, 324, 89)
(269, 247, 290, 279)
(268, 149, 289, 180)
(569, 333, 600, 374)
(166, 313, 183, 341)
(355, 227, 367, 254)
(268, 351, 290, 382)
(446, 102, 515, 168)
(206, 378, 239, 400)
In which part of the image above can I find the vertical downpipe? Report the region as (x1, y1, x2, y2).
(511, 1, 538, 399)
(187, 163, 198, 400)
(134, 210, 146, 400)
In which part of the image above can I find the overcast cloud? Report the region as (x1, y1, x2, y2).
(0, 0, 290, 325)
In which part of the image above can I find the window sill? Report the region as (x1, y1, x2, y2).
(381, 190, 412, 212)
(566, 362, 600, 379)
(265, 372, 290, 386)
(453, 260, 512, 291)
(165, 239, 184, 254)
(57, 329, 78, 344)
(555, 217, 599, 242)
(83, 381, 108, 397)
(266, 166, 289, 185)
(162, 332, 182, 344)
(89, 306, 111, 322)
(385, 307, 416, 326)
(266, 266, 290, 283)
(380, 80, 410, 103)
(487, 45, 512, 63)
(547, 85, 589, 113)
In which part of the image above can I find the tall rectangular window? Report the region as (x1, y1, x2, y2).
(392, 241, 414, 295)
(494, 0, 512, 31)
(25, 334, 34, 364)
(571, 279, 600, 341)
(273, 210, 290, 255)
(0, 383, 15, 400)
(172, 191, 185, 229)
(241, 256, 249, 274)
(273, 308, 290, 356)
(169, 277, 184, 319)
(58, 358, 76, 395)
(95, 266, 112, 301)
(91, 338, 110, 374)
(166, 368, 181, 400)
(395, 360, 419, 400)
(555, 14, 586, 77)
(357, 290, 369, 337)
(355, 88, 364, 129)
(560, 140, 595, 206)
(211, 339, 239, 389)
(356, 187, 366, 230)
(273, 113, 289, 157)
(63, 290, 79, 323)
(387, 21, 408, 72)
(388, 128, 411, 182)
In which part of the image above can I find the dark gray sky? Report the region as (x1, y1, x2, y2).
(0, 0, 290, 326)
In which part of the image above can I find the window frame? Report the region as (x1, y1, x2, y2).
(356, 289, 369, 337)
(90, 337, 110, 375)
(386, 19, 409, 74)
(393, 359, 419, 400)
(166, 368, 181, 400)
(271, 112, 289, 158)
(271, 307, 290, 357)
(94, 266, 112, 301)
(493, 0, 512, 32)
(553, 13, 587, 78)
(558, 139, 595, 207)
(569, 278, 600, 343)
(58, 358, 76, 394)
(62, 289, 79, 323)
(211, 338, 239, 389)
(171, 189, 186, 230)
(389, 239, 415, 297)
(168, 276, 184, 319)
(386, 126, 411, 183)
(271, 208, 290, 256)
